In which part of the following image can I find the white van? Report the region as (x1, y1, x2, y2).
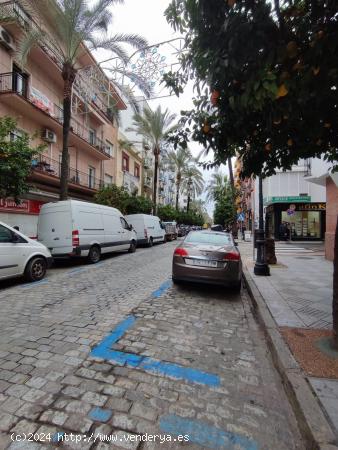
(125, 214, 165, 247)
(0, 221, 52, 282)
(37, 200, 137, 263)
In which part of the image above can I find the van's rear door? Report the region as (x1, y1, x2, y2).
(38, 204, 72, 254)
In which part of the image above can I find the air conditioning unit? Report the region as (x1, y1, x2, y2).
(42, 129, 57, 143)
(0, 26, 16, 51)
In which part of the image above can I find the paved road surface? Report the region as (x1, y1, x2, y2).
(0, 241, 304, 449)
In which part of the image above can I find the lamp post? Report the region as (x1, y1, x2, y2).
(254, 176, 270, 276)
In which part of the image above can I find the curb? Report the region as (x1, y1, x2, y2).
(242, 264, 338, 450)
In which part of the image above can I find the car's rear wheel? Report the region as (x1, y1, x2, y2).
(128, 240, 137, 253)
(147, 237, 153, 248)
(172, 277, 182, 285)
(25, 257, 47, 282)
(88, 245, 101, 263)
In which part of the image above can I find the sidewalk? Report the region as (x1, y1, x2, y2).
(239, 239, 338, 447)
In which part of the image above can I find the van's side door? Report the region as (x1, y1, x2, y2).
(103, 214, 125, 252)
(119, 217, 131, 250)
(0, 224, 25, 278)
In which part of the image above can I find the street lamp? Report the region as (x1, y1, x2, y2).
(254, 176, 270, 276)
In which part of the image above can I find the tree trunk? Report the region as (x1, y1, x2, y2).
(187, 193, 191, 212)
(333, 216, 338, 349)
(228, 157, 234, 188)
(175, 176, 181, 210)
(60, 63, 76, 201)
(153, 147, 159, 214)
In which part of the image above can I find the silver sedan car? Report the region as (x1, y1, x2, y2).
(172, 230, 242, 291)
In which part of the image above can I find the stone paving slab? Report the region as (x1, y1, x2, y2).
(0, 241, 305, 449)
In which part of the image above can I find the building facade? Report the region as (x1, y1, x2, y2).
(116, 132, 143, 195)
(0, 0, 126, 236)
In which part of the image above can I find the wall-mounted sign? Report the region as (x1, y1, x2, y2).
(267, 196, 311, 203)
(0, 199, 45, 215)
(30, 87, 53, 114)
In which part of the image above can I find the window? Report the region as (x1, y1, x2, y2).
(12, 64, 28, 97)
(185, 232, 232, 246)
(105, 140, 114, 157)
(88, 166, 96, 189)
(120, 217, 129, 230)
(122, 152, 129, 172)
(89, 129, 96, 146)
(9, 129, 23, 142)
(134, 163, 140, 178)
(0, 224, 13, 243)
(104, 173, 113, 186)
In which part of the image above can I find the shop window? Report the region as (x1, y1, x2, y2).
(122, 153, 129, 172)
(281, 211, 320, 238)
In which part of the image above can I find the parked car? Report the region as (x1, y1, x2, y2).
(172, 230, 242, 291)
(0, 221, 52, 282)
(125, 214, 165, 247)
(162, 221, 178, 241)
(37, 200, 137, 263)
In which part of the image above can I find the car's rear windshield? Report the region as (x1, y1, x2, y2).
(185, 232, 232, 245)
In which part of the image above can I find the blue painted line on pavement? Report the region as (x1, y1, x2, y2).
(68, 267, 86, 275)
(151, 279, 172, 298)
(20, 279, 49, 289)
(159, 414, 259, 450)
(89, 407, 112, 422)
(91, 315, 220, 387)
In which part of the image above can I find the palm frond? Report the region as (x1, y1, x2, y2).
(16, 29, 44, 66)
(100, 33, 148, 50)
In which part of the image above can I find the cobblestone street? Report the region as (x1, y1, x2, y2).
(0, 241, 304, 450)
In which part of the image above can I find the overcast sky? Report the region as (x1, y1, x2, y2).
(93, 0, 229, 215)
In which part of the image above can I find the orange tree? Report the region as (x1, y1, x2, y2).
(164, 0, 338, 347)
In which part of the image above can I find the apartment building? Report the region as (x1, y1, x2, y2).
(116, 132, 143, 195)
(0, 0, 126, 235)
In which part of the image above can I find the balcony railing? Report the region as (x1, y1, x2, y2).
(0, 72, 112, 157)
(32, 154, 103, 191)
(0, 1, 121, 120)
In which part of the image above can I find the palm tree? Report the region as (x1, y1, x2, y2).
(181, 166, 204, 212)
(206, 172, 232, 203)
(16, 0, 148, 200)
(127, 106, 176, 212)
(166, 147, 192, 210)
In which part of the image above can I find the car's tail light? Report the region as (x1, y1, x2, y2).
(72, 230, 80, 247)
(223, 251, 240, 261)
(174, 248, 188, 257)
(144, 228, 148, 238)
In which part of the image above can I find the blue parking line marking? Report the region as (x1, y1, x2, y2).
(20, 279, 49, 289)
(139, 359, 220, 386)
(68, 267, 85, 275)
(159, 415, 259, 450)
(151, 279, 172, 298)
(91, 315, 220, 387)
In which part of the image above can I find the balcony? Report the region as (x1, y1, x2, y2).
(0, 1, 126, 119)
(0, 72, 111, 160)
(31, 154, 103, 192)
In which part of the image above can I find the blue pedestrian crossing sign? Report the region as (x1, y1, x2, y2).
(237, 212, 245, 222)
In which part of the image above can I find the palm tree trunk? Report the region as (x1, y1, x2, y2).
(153, 148, 159, 214)
(175, 179, 180, 210)
(60, 63, 76, 201)
(333, 216, 338, 349)
(187, 193, 191, 212)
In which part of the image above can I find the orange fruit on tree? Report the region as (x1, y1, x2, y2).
(312, 67, 320, 75)
(228, 0, 236, 6)
(324, 123, 331, 128)
(286, 41, 298, 58)
(287, 138, 293, 146)
(265, 143, 272, 151)
(203, 123, 210, 133)
(276, 84, 288, 98)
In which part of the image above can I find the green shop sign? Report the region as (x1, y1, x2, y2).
(264, 196, 311, 204)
